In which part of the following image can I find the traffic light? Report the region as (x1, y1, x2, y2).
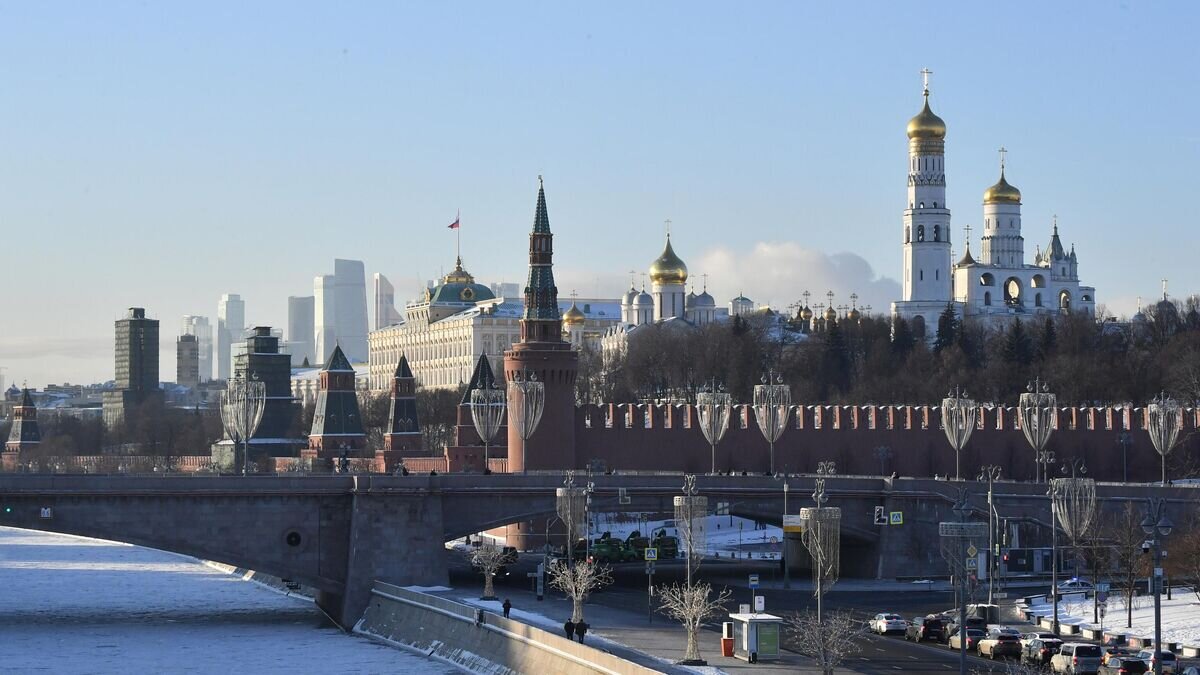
(1002, 553, 1009, 563)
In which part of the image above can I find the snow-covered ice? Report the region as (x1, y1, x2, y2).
(0, 527, 460, 673)
(1024, 588, 1200, 646)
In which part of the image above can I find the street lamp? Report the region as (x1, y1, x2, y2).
(942, 387, 978, 481)
(977, 465, 1002, 604)
(874, 445, 893, 477)
(1146, 393, 1182, 486)
(508, 369, 545, 474)
(696, 381, 732, 474)
(1141, 498, 1173, 675)
(752, 372, 791, 475)
(1019, 378, 1057, 482)
(800, 461, 840, 624)
(470, 381, 505, 473)
(1049, 459, 1096, 636)
(220, 375, 266, 476)
(556, 471, 587, 569)
(674, 474, 708, 589)
(1117, 432, 1132, 484)
(938, 488, 985, 675)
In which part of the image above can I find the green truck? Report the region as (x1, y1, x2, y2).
(624, 528, 679, 559)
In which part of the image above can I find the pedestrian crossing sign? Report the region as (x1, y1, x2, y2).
(889, 511, 903, 525)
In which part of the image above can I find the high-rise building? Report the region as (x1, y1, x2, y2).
(180, 315, 213, 382)
(216, 293, 245, 380)
(314, 259, 368, 365)
(286, 296, 315, 367)
(176, 334, 200, 388)
(373, 273, 403, 330)
(102, 307, 161, 427)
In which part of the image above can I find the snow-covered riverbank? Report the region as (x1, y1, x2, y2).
(0, 527, 458, 674)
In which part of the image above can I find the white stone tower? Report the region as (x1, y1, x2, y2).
(901, 70, 952, 305)
(979, 148, 1024, 267)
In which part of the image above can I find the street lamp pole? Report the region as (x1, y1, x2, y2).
(977, 465, 1002, 605)
(1117, 432, 1131, 483)
(782, 479, 790, 589)
(1142, 498, 1173, 675)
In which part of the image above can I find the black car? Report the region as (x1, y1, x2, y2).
(1023, 637, 1063, 665)
(906, 616, 945, 643)
(1099, 657, 1148, 675)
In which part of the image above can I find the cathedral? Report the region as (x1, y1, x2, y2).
(891, 75, 1095, 337)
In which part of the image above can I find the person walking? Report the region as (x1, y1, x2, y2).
(563, 619, 575, 641)
(575, 620, 589, 644)
(502, 599, 512, 619)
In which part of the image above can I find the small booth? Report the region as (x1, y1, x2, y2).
(726, 612, 784, 662)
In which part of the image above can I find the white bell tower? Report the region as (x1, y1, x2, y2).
(901, 69, 952, 304)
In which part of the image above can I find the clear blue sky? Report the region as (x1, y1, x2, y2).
(2, 1, 1197, 387)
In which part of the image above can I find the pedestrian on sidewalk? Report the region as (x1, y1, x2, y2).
(564, 619, 575, 641)
(502, 599, 512, 618)
(575, 620, 589, 644)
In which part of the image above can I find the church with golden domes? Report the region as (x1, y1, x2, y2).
(891, 73, 1095, 336)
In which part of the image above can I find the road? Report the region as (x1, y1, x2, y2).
(451, 553, 1015, 674)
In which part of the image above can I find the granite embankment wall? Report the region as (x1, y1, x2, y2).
(355, 583, 660, 675)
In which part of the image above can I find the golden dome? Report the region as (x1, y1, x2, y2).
(563, 302, 586, 326)
(907, 94, 946, 140)
(983, 170, 1022, 204)
(649, 235, 688, 285)
(800, 306, 813, 321)
(443, 256, 474, 284)
(824, 306, 838, 321)
(849, 308, 862, 321)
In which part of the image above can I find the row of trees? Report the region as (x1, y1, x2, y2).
(579, 298, 1200, 407)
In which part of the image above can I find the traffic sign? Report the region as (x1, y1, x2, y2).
(646, 561, 656, 575)
(993, 592, 1009, 600)
(890, 511, 904, 526)
(966, 544, 978, 558)
(874, 506, 888, 526)
(965, 558, 978, 570)
(783, 514, 804, 533)
(1096, 582, 1110, 593)
(939, 522, 988, 538)
(645, 547, 658, 561)
(749, 574, 760, 589)
(754, 595, 765, 612)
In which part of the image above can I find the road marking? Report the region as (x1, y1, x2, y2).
(909, 656, 919, 660)
(892, 667, 903, 671)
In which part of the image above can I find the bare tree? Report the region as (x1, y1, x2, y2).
(466, 542, 508, 600)
(1107, 501, 1150, 628)
(546, 558, 612, 623)
(787, 609, 868, 675)
(1165, 513, 1200, 601)
(656, 581, 733, 665)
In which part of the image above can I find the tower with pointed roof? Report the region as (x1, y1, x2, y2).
(383, 354, 422, 453)
(980, 149, 1025, 267)
(5, 388, 41, 454)
(306, 344, 366, 458)
(504, 178, 578, 472)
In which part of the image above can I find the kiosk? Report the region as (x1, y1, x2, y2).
(728, 612, 784, 662)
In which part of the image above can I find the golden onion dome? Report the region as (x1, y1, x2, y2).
(563, 302, 586, 326)
(824, 306, 838, 321)
(906, 94, 947, 140)
(983, 170, 1022, 204)
(801, 306, 813, 321)
(849, 308, 862, 321)
(649, 235, 688, 285)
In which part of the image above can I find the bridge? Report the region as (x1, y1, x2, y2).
(0, 474, 1191, 628)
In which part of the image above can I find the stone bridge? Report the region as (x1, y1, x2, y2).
(0, 474, 1192, 627)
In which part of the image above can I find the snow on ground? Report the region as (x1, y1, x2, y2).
(1026, 588, 1200, 646)
(0, 527, 459, 674)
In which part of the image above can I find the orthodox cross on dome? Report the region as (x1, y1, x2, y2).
(1162, 278, 1169, 301)
(850, 292, 859, 309)
(1053, 214, 1058, 233)
(920, 68, 932, 94)
(826, 290, 835, 306)
(963, 223, 972, 241)
(664, 218, 672, 238)
(998, 146, 1008, 173)
(629, 270, 637, 288)
(570, 290, 578, 301)
(802, 290, 811, 306)
(640, 272, 648, 290)
(701, 273, 709, 291)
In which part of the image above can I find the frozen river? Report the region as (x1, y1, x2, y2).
(0, 527, 458, 674)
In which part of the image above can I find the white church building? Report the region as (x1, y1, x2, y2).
(891, 74, 1095, 337)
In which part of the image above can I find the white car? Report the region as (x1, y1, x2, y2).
(871, 613, 907, 634)
(1057, 579, 1095, 592)
(1135, 649, 1177, 674)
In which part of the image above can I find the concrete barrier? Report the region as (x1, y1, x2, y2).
(355, 582, 660, 675)
(1181, 645, 1200, 658)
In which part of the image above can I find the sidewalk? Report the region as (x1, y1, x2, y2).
(434, 583, 830, 674)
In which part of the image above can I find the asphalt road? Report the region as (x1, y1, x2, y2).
(450, 553, 1017, 674)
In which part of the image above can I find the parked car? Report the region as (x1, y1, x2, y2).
(1024, 638, 1064, 666)
(871, 613, 907, 635)
(1051, 643, 1103, 675)
(1134, 650, 1177, 675)
(1058, 579, 1095, 592)
(948, 628, 986, 652)
(906, 616, 945, 642)
(1178, 667, 1199, 675)
(978, 628, 1023, 660)
(1099, 657, 1148, 675)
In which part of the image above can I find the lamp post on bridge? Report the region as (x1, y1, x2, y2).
(1141, 498, 1173, 675)
(1019, 378, 1056, 483)
(696, 380, 732, 475)
(941, 387, 977, 481)
(977, 465, 1002, 605)
(752, 371, 790, 475)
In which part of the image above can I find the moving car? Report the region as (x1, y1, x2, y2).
(1099, 657, 1148, 675)
(978, 628, 1023, 660)
(1024, 638, 1064, 666)
(1134, 650, 1177, 675)
(1051, 643, 1103, 675)
(871, 613, 907, 635)
(906, 616, 945, 643)
(1102, 647, 1135, 666)
(948, 628, 986, 652)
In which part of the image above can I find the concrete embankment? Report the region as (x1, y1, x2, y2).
(354, 582, 663, 675)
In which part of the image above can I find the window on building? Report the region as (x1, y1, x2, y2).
(984, 291, 992, 306)
(933, 224, 940, 241)
(919, 269, 924, 281)
(917, 225, 925, 242)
